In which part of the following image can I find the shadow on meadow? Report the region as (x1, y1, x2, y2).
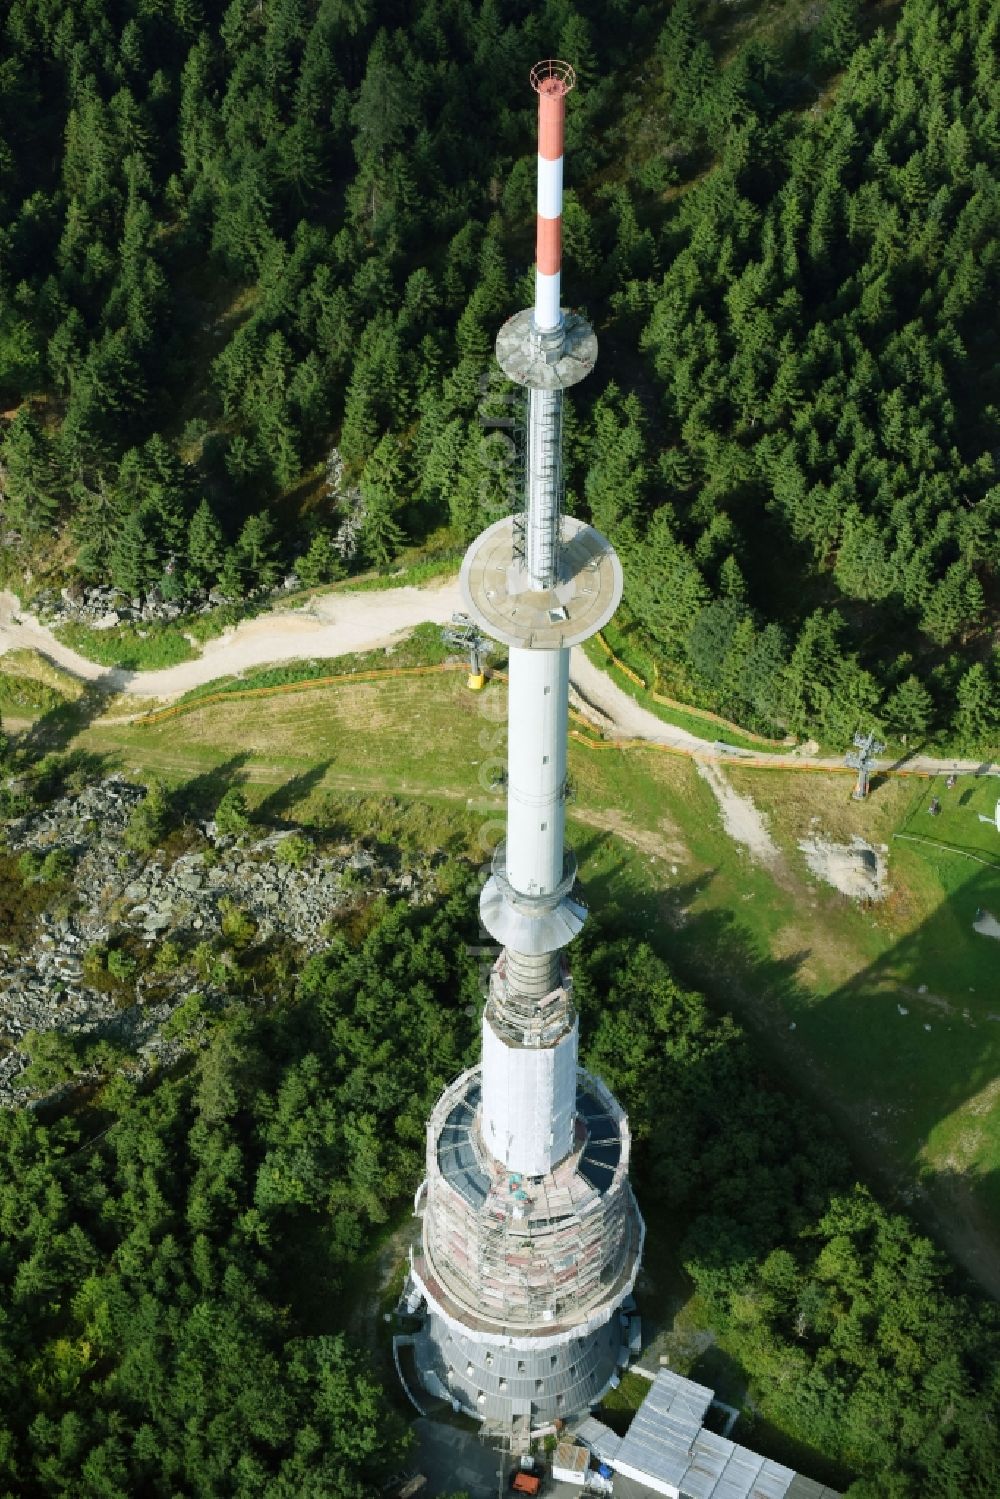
(575, 817, 1000, 1297)
(172, 752, 250, 821)
(15, 671, 117, 759)
(254, 760, 334, 825)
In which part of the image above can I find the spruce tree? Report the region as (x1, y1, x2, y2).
(953, 663, 999, 752)
(884, 675, 934, 739)
(187, 500, 225, 589)
(360, 435, 406, 567)
(295, 530, 342, 588)
(1, 409, 60, 540)
(236, 512, 281, 590)
(109, 509, 158, 597)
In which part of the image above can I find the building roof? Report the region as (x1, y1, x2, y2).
(611, 1370, 842, 1499)
(574, 1414, 622, 1465)
(678, 1427, 794, 1499)
(612, 1368, 714, 1492)
(554, 1442, 589, 1475)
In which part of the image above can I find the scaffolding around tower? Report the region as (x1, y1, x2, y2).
(413, 1064, 642, 1338)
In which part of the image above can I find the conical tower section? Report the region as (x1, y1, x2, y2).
(407, 61, 644, 1436)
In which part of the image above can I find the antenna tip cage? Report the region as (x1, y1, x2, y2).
(530, 59, 576, 97)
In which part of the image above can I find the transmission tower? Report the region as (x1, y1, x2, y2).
(845, 729, 886, 800)
(407, 60, 643, 1434)
(442, 612, 494, 690)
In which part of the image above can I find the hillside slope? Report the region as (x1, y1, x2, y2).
(0, 0, 997, 752)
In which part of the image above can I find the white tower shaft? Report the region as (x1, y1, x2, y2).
(505, 647, 568, 897)
(483, 641, 576, 1175)
(481, 1009, 578, 1176)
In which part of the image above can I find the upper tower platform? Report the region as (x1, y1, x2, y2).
(496, 308, 597, 392)
(457, 54, 616, 622)
(460, 513, 622, 651)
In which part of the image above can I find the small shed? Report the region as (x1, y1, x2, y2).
(552, 1442, 589, 1486)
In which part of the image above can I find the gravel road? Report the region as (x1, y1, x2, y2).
(0, 582, 464, 697)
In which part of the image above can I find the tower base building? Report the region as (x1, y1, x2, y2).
(408, 1064, 643, 1426)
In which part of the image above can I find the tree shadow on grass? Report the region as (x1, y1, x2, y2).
(15, 671, 117, 760)
(254, 761, 333, 826)
(812, 864, 1000, 1296)
(593, 807, 1000, 1304)
(172, 753, 250, 823)
(576, 831, 813, 1028)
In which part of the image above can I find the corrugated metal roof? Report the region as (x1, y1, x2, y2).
(574, 1415, 622, 1464)
(613, 1369, 714, 1493)
(610, 1370, 838, 1499)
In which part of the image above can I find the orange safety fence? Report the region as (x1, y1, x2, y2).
(649, 689, 790, 748)
(593, 630, 646, 689)
(568, 728, 934, 780)
(593, 633, 790, 749)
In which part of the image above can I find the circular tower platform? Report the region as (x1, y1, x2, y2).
(460, 514, 622, 650)
(496, 308, 597, 391)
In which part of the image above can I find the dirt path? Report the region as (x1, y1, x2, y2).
(2, 582, 997, 777)
(568, 650, 707, 752)
(0, 591, 113, 684)
(0, 582, 464, 698)
(567, 645, 999, 778)
(694, 759, 781, 867)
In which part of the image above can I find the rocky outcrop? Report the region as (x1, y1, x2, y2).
(1, 776, 433, 1108)
(27, 572, 304, 633)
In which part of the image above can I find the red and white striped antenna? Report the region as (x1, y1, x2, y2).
(531, 60, 576, 332)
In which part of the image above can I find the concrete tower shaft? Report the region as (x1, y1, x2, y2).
(505, 646, 568, 897)
(409, 61, 643, 1434)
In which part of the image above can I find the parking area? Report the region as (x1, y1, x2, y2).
(412, 1419, 570, 1499)
(413, 1418, 508, 1499)
(411, 1419, 654, 1499)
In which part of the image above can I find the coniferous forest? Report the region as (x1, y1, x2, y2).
(0, 0, 998, 749)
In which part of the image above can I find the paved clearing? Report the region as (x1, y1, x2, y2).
(974, 910, 1000, 940)
(798, 834, 889, 901)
